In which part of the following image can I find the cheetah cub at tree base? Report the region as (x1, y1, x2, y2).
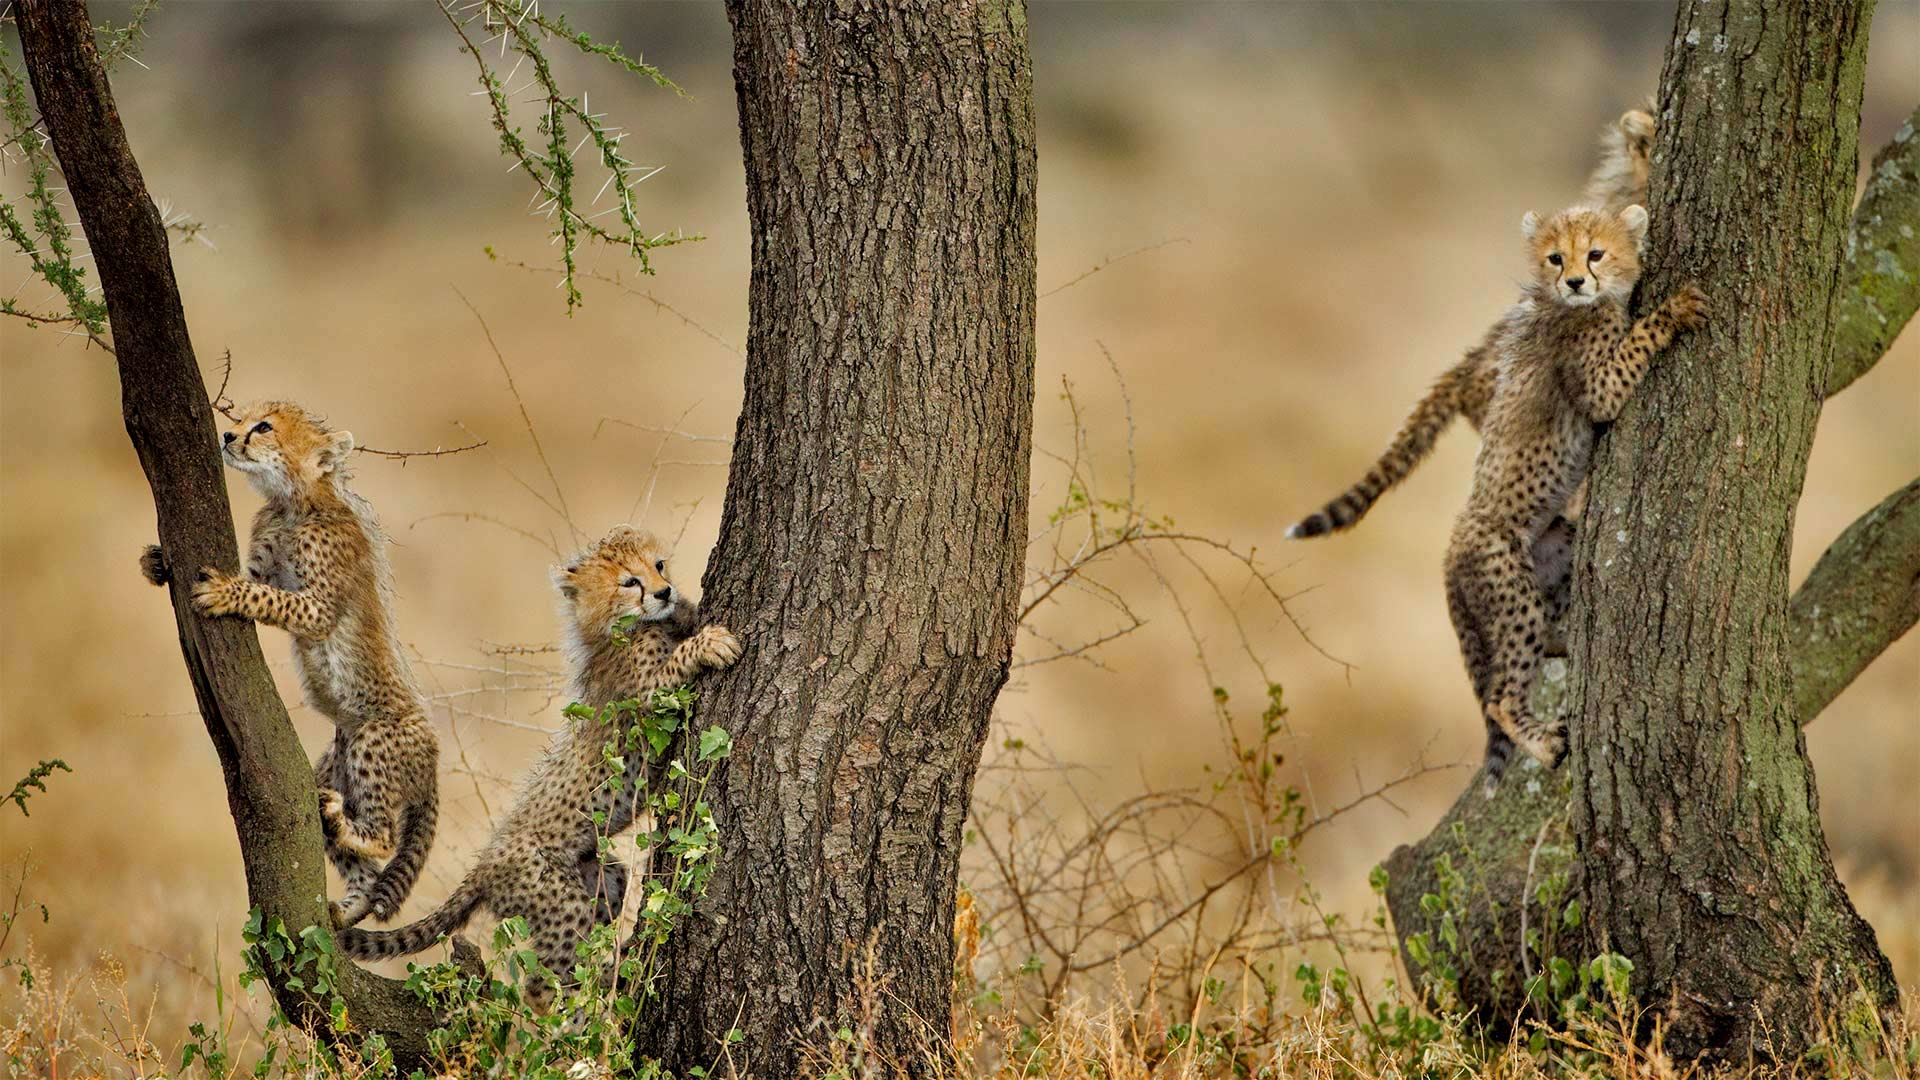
(1447, 204, 1707, 783)
(337, 527, 739, 1009)
(140, 402, 439, 929)
(1286, 106, 1657, 539)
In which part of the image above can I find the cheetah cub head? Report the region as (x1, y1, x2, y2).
(1519, 204, 1648, 308)
(218, 401, 354, 501)
(553, 526, 685, 645)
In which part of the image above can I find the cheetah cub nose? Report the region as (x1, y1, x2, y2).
(1566, 277, 1586, 291)
(652, 587, 673, 601)
(222, 431, 237, 445)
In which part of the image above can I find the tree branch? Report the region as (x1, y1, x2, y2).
(1790, 477, 1920, 721)
(13, 0, 437, 1066)
(1830, 105, 1919, 396)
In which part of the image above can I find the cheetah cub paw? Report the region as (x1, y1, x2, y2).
(1516, 726, 1568, 771)
(1668, 283, 1711, 330)
(317, 788, 348, 838)
(139, 545, 169, 587)
(190, 568, 243, 617)
(330, 893, 371, 931)
(692, 625, 743, 670)
(1487, 700, 1568, 770)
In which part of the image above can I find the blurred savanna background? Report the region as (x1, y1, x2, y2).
(2, 0, 1916, 1063)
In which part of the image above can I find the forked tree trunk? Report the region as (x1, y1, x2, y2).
(13, 0, 440, 1067)
(1387, 0, 1909, 1064)
(640, 1, 1037, 1073)
(1569, 0, 1893, 1058)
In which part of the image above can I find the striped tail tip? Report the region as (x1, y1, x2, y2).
(1286, 514, 1331, 540)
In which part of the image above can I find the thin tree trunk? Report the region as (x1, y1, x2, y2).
(13, 1, 438, 1066)
(640, 1, 1037, 1073)
(1570, 0, 1893, 1058)
(1789, 477, 1920, 720)
(1830, 104, 1920, 397)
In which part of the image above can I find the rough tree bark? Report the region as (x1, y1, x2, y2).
(1831, 105, 1920, 396)
(638, 1, 1037, 1073)
(1387, 0, 1915, 1063)
(14, 1, 440, 1067)
(1575, 0, 1894, 1056)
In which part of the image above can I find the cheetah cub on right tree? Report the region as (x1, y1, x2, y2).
(142, 402, 440, 928)
(337, 526, 739, 1009)
(1286, 106, 1657, 539)
(1446, 204, 1707, 783)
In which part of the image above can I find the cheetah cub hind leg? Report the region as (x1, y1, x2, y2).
(1531, 517, 1577, 658)
(1484, 561, 1565, 774)
(318, 788, 381, 929)
(1449, 532, 1565, 781)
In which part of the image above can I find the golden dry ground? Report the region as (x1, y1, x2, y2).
(2, 2, 1915, 1051)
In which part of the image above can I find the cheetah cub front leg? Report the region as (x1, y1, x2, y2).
(666, 624, 743, 681)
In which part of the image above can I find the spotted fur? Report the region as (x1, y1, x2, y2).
(337, 526, 739, 1009)
(1447, 205, 1708, 784)
(1286, 107, 1656, 539)
(143, 402, 440, 927)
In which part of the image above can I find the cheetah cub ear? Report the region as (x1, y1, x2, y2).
(551, 562, 580, 600)
(1520, 211, 1541, 240)
(318, 430, 355, 474)
(1619, 108, 1655, 146)
(1619, 204, 1650, 249)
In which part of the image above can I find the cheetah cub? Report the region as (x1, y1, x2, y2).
(1447, 205, 1707, 782)
(338, 526, 739, 1008)
(1286, 106, 1656, 539)
(141, 402, 439, 928)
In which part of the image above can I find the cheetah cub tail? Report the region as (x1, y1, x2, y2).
(336, 878, 483, 961)
(1285, 351, 1481, 539)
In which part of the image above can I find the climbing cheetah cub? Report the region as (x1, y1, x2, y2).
(1447, 205, 1707, 783)
(1287, 106, 1657, 539)
(141, 402, 439, 928)
(338, 526, 739, 1009)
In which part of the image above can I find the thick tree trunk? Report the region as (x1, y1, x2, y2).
(14, 1, 438, 1066)
(1572, 0, 1893, 1058)
(640, 1, 1036, 1073)
(1384, 471, 1917, 1044)
(1388, 0, 1905, 1063)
